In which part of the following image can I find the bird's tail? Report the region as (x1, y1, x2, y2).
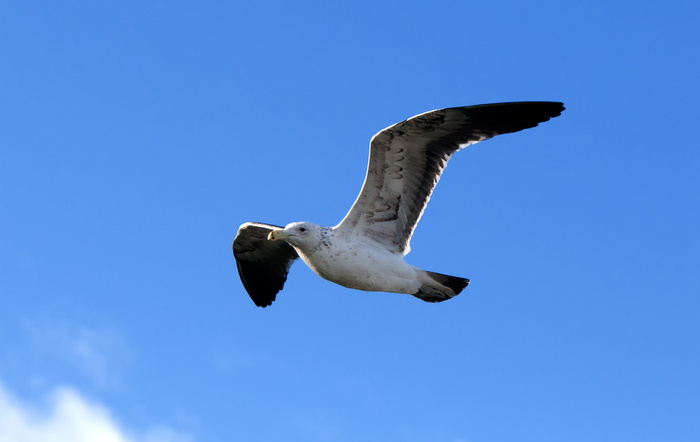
(413, 270, 470, 303)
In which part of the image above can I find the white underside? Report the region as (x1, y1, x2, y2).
(296, 236, 422, 294)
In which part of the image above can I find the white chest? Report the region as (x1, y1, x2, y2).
(296, 239, 419, 294)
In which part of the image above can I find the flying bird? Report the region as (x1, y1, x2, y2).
(233, 102, 564, 307)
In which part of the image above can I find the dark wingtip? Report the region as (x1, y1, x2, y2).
(233, 222, 300, 308)
(544, 101, 565, 118)
(460, 101, 566, 135)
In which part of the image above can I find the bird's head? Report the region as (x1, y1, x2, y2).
(267, 222, 322, 249)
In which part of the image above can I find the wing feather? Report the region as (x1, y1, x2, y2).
(233, 222, 299, 307)
(335, 101, 565, 255)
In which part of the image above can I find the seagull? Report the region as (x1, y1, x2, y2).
(233, 102, 564, 307)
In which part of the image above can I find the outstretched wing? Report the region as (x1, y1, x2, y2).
(335, 101, 565, 255)
(233, 222, 299, 307)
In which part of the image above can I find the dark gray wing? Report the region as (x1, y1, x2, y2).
(233, 222, 299, 307)
(335, 101, 565, 255)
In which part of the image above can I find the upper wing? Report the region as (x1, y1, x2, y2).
(335, 101, 565, 255)
(232, 222, 299, 307)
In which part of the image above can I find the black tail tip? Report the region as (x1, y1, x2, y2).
(424, 271, 470, 297)
(448, 277, 470, 295)
(413, 271, 469, 302)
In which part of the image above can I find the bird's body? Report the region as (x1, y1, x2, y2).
(271, 222, 422, 294)
(233, 102, 565, 307)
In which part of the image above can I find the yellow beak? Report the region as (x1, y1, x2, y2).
(267, 229, 290, 241)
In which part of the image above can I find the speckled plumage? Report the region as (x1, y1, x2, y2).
(233, 102, 565, 307)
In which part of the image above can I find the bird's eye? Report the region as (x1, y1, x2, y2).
(299, 227, 306, 233)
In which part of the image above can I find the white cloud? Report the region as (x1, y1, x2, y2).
(0, 381, 193, 442)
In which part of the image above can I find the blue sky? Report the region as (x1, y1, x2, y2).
(1, 1, 698, 441)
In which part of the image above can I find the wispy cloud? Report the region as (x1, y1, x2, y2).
(0, 380, 193, 442)
(67, 327, 126, 387)
(20, 318, 131, 388)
